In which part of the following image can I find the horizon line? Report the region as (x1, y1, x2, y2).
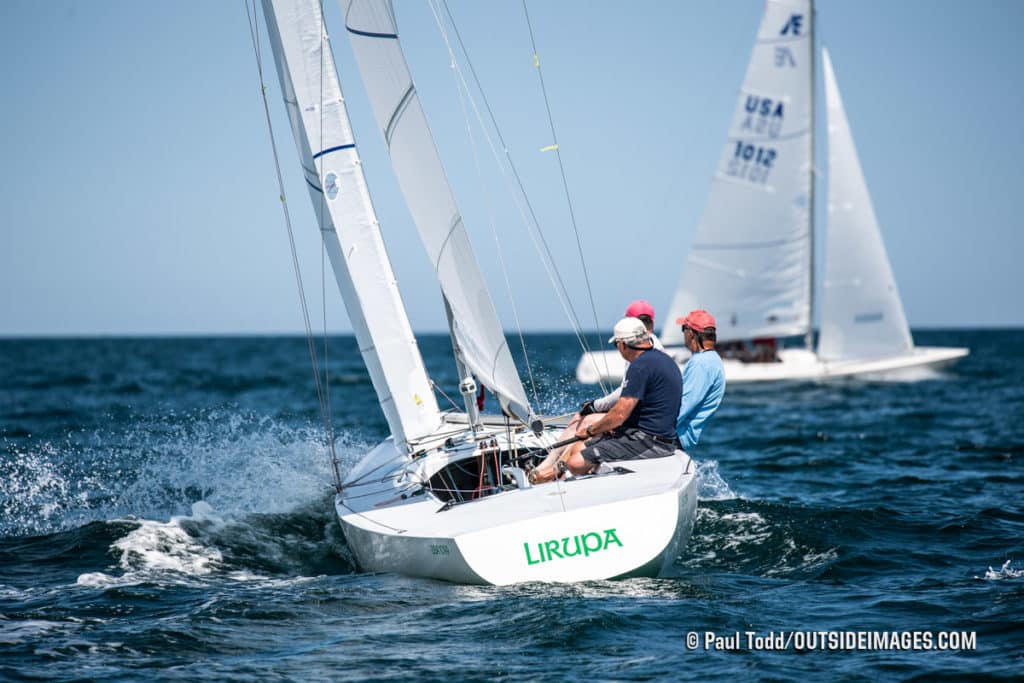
(1, 323, 1020, 341)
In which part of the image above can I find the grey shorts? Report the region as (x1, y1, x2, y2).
(581, 428, 678, 464)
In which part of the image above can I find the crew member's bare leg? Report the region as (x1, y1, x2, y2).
(529, 413, 602, 483)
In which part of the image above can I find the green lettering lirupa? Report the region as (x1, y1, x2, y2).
(523, 528, 623, 565)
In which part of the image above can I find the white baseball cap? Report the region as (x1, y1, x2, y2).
(608, 317, 649, 344)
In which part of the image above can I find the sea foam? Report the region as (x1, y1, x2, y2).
(982, 559, 1022, 581)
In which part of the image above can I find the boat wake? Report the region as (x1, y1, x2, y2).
(858, 365, 947, 383)
(76, 504, 229, 588)
(76, 498, 355, 588)
(680, 499, 840, 578)
(1, 411, 369, 587)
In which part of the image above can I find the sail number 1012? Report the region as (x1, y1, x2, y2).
(726, 141, 777, 184)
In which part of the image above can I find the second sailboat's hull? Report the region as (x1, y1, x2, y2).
(576, 346, 969, 385)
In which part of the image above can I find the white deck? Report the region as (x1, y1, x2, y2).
(336, 434, 697, 585)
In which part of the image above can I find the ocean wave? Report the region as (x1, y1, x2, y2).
(857, 365, 948, 383)
(681, 500, 840, 578)
(77, 503, 228, 588)
(0, 619, 68, 646)
(981, 559, 1022, 581)
(76, 499, 355, 588)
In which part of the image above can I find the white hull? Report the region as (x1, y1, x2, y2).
(335, 423, 697, 585)
(576, 346, 969, 385)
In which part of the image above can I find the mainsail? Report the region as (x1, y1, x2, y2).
(662, 0, 813, 346)
(341, 0, 534, 426)
(817, 48, 913, 361)
(262, 0, 441, 448)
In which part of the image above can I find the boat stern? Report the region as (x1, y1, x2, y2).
(454, 472, 697, 585)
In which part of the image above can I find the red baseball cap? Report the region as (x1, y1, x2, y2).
(676, 309, 716, 331)
(624, 299, 655, 321)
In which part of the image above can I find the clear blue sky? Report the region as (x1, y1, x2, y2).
(2, 0, 1022, 336)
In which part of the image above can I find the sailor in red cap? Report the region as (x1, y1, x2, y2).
(674, 309, 726, 450)
(581, 300, 664, 415)
(623, 300, 662, 350)
(625, 299, 654, 322)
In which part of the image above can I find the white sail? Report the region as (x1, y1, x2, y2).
(262, 0, 441, 448)
(340, 0, 534, 426)
(818, 48, 913, 361)
(663, 0, 813, 346)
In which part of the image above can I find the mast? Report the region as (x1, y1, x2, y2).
(443, 296, 482, 432)
(261, 0, 442, 450)
(806, 0, 817, 352)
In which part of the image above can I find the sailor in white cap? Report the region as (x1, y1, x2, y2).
(531, 317, 682, 482)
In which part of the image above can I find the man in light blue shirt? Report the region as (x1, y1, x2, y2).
(675, 309, 726, 450)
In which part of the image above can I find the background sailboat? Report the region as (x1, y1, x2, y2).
(577, 0, 968, 386)
(259, 0, 697, 584)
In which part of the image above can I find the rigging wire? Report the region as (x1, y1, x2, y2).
(438, 0, 611, 396)
(314, 0, 339, 486)
(431, 379, 464, 412)
(426, 0, 539, 406)
(244, 0, 342, 491)
(520, 0, 606, 373)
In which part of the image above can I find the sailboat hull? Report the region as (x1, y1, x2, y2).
(335, 437, 697, 585)
(576, 346, 969, 385)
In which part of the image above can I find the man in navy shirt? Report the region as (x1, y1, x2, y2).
(559, 317, 682, 476)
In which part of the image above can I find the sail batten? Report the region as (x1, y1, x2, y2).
(262, 0, 442, 448)
(342, 0, 533, 426)
(662, 0, 814, 346)
(313, 143, 356, 158)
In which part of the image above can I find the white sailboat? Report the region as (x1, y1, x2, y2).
(259, 0, 697, 584)
(576, 0, 968, 386)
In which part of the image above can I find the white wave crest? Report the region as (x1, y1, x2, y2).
(982, 559, 1022, 581)
(74, 501, 296, 588)
(858, 365, 945, 383)
(77, 502, 227, 587)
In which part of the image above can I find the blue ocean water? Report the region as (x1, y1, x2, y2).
(1, 330, 1022, 680)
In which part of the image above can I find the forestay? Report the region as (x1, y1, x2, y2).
(663, 0, 813, 346)
(262, 0, 441, 449)
(817, 48, 913, 361)
(341, 0, 534, 426)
